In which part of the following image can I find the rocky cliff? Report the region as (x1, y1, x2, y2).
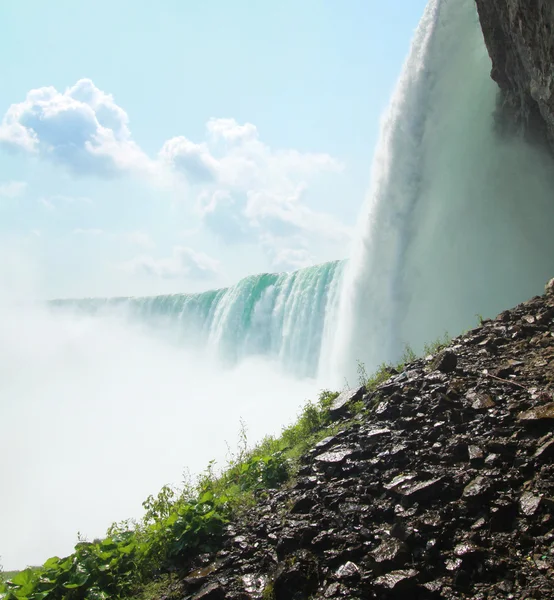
(160, 282, 554, 599)
(475, 0, 554, 148)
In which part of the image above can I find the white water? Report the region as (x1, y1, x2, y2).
(0, 294, 316, 570)
(331, 0, 554, 381)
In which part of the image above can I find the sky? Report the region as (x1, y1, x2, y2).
(0, 0, 428, 298)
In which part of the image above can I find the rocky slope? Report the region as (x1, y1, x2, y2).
(475, 0, 554, 149)
(159, 280, 554, 599)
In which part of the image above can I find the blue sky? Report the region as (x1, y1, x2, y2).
(0, 0, 427, 297)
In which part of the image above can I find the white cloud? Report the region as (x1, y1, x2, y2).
(259, 233, 315, 272)
(206, 118, 258, 143)
(0, 79, 150, 177)
(0, 80, 350, 271)
(122, 246, 219, 280)
(0, 181, 27, 199)
(159, 137, 218, 183)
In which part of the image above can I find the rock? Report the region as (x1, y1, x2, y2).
(468, 445, 484, 463)
(467, 391, 496, 410)
(454, 542, 482, 557)
(463, 476, 490, 498)
(534, 438, 554, 459)
(476, 0, 554, 151)
(371, 538, 408, 565)
(431, 350, 458, 373)
(192, 582, 226, 600)
(289, 495, 317, 515)
(329, 387, 364, 417)
(335, 561, 360, 580)
(272, 550, 319, 600)
(518, 403, 554, 421)
(373, 569, 418, 590)
(520, 492, 542, 516)
(546, 278, 554, 296)
(314, 448, 354, 464)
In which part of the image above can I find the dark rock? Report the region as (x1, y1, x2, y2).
(468, 445, 484, 463)
(330, 387, 364, 417)
(373, 569, 418, 590)
(518, 403, 554, 421)
(334, 561, 360, 580)
(467, 391, 496, 410)
(272, 550, 319, 600)
(463, 476, 490, 498)
(476, 0, 554, 151)
(192, 582, 226, 600)
(520, 492, 542, 516)
(290, 495, 317, 515)
(371, 538, 408, 565)
(431, 350, 457, 373)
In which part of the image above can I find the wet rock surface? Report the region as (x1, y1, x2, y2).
(177, 285, 554, 599)
(476, 0, 554, 150)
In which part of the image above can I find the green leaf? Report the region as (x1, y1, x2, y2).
(63, 571, 89, 589)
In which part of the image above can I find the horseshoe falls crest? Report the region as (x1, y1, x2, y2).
(54, 260, 343, 379)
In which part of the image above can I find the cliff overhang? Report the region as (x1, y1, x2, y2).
(475, 0, 554, 149)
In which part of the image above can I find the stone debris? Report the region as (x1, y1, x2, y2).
(176, 285, 554, 599)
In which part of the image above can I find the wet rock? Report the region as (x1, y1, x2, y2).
(467, 391, 496, 410)
(272, 550, 319, 600)
(454, 542, 482, 557)
(518, 403, 554, 421)
(314, 448, 354, 464)
(335, 561, 360, 580)
(373, 569, 418, 590)
(534, 437, 554, 459)
(330, 387, 364, 417)
(468, 445, 484, 463)
(520, 492, 542, 516)
(371, 538, 408, 565)
(241, 574, 266, 596)
(192, 582, 226, 600)
(290, 495, 317, 515)
(463, 476, 490, 498)
(431, 350, 458, 373)
(386, 474, 444, 502)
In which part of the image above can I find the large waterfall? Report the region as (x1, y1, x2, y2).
(53, 260, 344, 379)
(330, 0, 554, 381)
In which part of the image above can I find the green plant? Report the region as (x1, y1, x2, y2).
(423, 331, 451, 357)
(400, 343, 417, 365)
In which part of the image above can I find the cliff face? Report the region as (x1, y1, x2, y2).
(475, 0, 554, 148)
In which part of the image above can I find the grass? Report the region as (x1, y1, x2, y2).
(0, 333, 452, 600)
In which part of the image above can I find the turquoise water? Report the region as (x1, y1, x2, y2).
(53, 260, 344, 378)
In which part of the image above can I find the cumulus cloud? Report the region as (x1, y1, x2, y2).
(159, 137, 218, 183)
(0, 79, 350, 271)
(122, 246, 219, 280)
(0, 79, 149, 177)
(196, 190, 252, 243)
(206, 118, 258, 143)
(0, 181, 27, 199)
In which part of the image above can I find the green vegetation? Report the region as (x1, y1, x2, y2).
(0, 333, 452, 600)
